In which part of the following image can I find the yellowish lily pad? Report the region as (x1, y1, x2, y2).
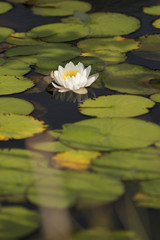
(52, 149, 101, 171)
(143, 5, 160, 15)
(79, 95, 155, 118)
(0, 26, 14, 43)
(150, 93, 160, 103)
(152, 18, 160, 29)
(0, 2, 12, 14)
(0, 114, 47, 140)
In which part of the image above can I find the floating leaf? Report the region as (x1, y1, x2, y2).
(137, 34, 160, 52)
(0, 206, 39, 239)
(0, 58, 5, 65)
(102, 63, 160, 95)
(0, 2, 12, 14)
(60, 118, 160, 151)
(63, 12, 140, 37)
(143, 5, 160, 16)
(92, 148, 160, 180)
(0, 97, 34, 115)
(28, 171, 124, 208)
(150, 93, 160, 103)
(0, 114, 47, 140)
(72, 229, 142, 240)
(27, 23, 89, 42)
(32, 141, 70, 152)
(0, 75, 34, 95)
(0, 26, 14, 43)
(52, 149, 101, 171)
(152, 18, 160, 29)
(31, 1, 91, 16)
(6, 34, 46, 45)
(79, 95, 155, 118)
(134, 179, 160, 209)
(78, 37, 140, 53)
(0, 59, 30, 75)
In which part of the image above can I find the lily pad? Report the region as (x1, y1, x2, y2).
(0, 59, 30, 75)
(0, 2, 12, 14)
(6, 34, 46, 45)
(31, 1, 91, 17)
(79, 95, 155, 118)
(52, 149, 101, 171)
(0, 206, 39, 239)
(143, 5, 160, 15)
(27, 23, 89, 42)
(0, 114, 47, 140)
(92, 148, 160, 180)
(137, 34, 160, 52)
(152, 18, 160, 29)
(63, 12, 140, 37)
(31, 141, 70, 152)
(0, 75, 34, 95)
(0, 97, 34, 115)
(150, 93, 160, 103)
(0, 26, 14, 43)
(60, 118, 160, 151)
(134, 192, 160, 209)
(102, 63, 160, 95)
(73, 229, 142, 240)
(78, 37, 140, 53)
(27, 171, 124, 208)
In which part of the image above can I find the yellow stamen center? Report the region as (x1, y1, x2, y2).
(62, 69, 78, 80)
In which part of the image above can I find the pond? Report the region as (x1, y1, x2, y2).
(0, 0, 160, 239)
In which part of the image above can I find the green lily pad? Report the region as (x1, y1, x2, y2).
(27, 23, 89, 42)
(0, 114, 47, 140)
(78, 37, 140, 53)
(63, 12, 140, 37)
(92, 148, 160, 180)
(102, 63, 160, 95)
(0, 59, 30, 75)
(60, 118, 160, 151)
(73, 229, 142, 240)
(32, 141, 70, 153)
(152, 18, 160, 29)
(0, 2, 12, 14)
(0, 97, 34, 115)
(150, 93, 160, 103)
(31, 1, 91, 16)
(79, 95, 155, 118)
(143, 5, 160, 16)
(27, 171, 124, 208)
(0, 76, 34, 95)
(0, 206, 39, 239)
(0, 26, 14, 43)
(137, 34, 160, 52)
(6, 34, 46, 45)
(0, 58, 5, 65)
(134, 179, 160, 209)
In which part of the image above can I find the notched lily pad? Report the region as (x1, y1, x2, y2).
(0, 26, 14, 43)
(102, 63, 160, 95)
(0, 206, 39, 239)
(31, 141, 70, 153)
(79, 95, 155, 118)
(152, 18, 160, 29)
(0, 114, 47, 140)
(32, 0, 91, 17)
(0, 97, 34, 115)
(60, 118, 160, 151)
(150, 93, 160, 103)
(0, 75, 34, 95)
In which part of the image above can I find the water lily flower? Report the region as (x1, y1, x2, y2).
(50, 61, 99, 94)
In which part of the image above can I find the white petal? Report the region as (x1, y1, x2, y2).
(58, 88, 70, 93)
(58, 65, 64, 75)
(65, 76, 74, 90)
(85, 65, 91, 78)
(73, 87, 88, 94)
(67, 61, 75, 70)
(52, 82, 62, 89)
(85, 73, 99, 87)
(54, 70, 62, 85)
(76, 62, 84, 74)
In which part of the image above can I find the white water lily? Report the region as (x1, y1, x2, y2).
(50, 61, 99, 94)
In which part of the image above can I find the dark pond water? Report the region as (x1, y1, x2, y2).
(1, 0, 160, 240)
